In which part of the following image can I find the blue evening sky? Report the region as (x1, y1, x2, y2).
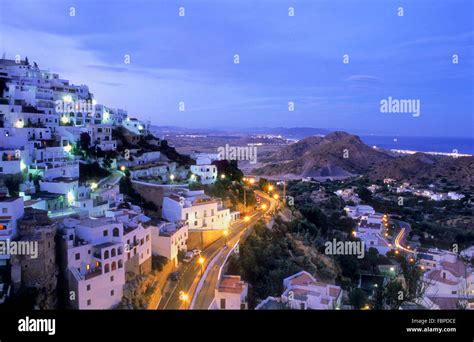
(0, 0, 473, 137)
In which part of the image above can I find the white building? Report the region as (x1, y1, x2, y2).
(212, 275, 248, 310)
(190, 164, 217, 184)
(0, 196, 24, 242)
(61, 208, 152, 309)
(257, 271, 342, 310)
(416, 248, 474, 309)
(344, 205, 375, 219)
(150, 221, 188, 266)
(162, 190, 231, 230)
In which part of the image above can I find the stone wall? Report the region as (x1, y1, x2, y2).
(187, 229, 226, 250)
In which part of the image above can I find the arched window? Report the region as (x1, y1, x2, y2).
(111, 248, 116, 257)
(118, 260, 123, 268)
(111, 262, 117, 271)
(104, 264, 110, 273)
(113, 228, 120, 237)
(104, 250, 109, 259)
(118, 247, 123, 255)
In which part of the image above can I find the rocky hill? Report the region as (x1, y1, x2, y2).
(254, 131, 393, 178)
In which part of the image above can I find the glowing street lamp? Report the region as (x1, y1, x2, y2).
(244, 215, 250, 222)
(179, 291, 190, 310)
(120, 165, 126, 172)
(249, 178, 255, 185)
(268, 185, 274, 192)
(352, 231, 357, 237)
(220, 174, 226, 179)
(223, 229, 229, 247)
(273, 193, 279, 200)
(261, 203, 267, 210)
(170, 174, 175, 181)
(90, 182, 98, 191)
(198, 256, 205, 276)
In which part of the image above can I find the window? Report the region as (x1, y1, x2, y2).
(104, 250, 109, 259)
(113, 228, 120, 237)
(75, 253, 80, 260)
(87, 299, 91, 306)
(103, 230, 108, 237)
(111, 262, 117, 271)
(110, 276, 114, 282)
(111, 290, 114, 296)
(111, 248, 116, 257)
(220, 298, 226, 309)
(87, 284, 91, 291)
(104, 264, 110, 273)
(2, 208, 7, 214)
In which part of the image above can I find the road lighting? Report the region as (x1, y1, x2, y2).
(223, 229, 229, 247)
(220, 174, 225, 179)
(179, 291, 189, 310)
(273, 193, 279, 200)
(244, 215, 250, 222)
(261, 203, 267, 210)
(120, 165, 126, 172)
(268, 185, 274, 192)
(198, 256, 205, 276)
(249, 178, 255, 185)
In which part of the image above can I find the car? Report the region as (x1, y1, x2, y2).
(168, 272, 181, 281)
(183, 251, 194, 263)
(191, 249, 201, 256)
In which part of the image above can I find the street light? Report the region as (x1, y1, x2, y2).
(220, 174, 225, 179)
(268, 185, 274, 192)
(249, 178, 255, 185)
(198, 256, 205, 276)
(179, 291, 189, 310)
(261, 203, 267, 210)
(244, 215, 250, 222)
(273, 193, 279, 200)
(120, 165, 126, 172)
(223, 229, 229, 247)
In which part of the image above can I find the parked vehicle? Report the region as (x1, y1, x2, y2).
(183, 251, 194, 263)
(191, 249, 201, 256)
(168, 272, 181, 281)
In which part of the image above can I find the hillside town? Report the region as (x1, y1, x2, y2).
(0, 57, 250, 309)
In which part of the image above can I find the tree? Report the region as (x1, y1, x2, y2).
(349, 288, 367, 309)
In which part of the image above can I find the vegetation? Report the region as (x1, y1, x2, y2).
(79, 162, 110, 182)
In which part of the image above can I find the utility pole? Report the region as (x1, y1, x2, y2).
(243, 186, 247, 215)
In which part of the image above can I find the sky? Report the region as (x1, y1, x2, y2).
(0, 0, 473, 137)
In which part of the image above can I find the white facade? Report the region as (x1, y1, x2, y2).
(213, 275, 248, 310)
(190, 164, 217, 184)
(0, 196, 24, 242)
(151, 221, 188, 266)
(162, 190, 231, 230)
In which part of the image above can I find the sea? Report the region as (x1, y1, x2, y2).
(359, 135, 474, 155)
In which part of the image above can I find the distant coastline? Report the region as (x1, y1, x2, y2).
(359, 135, 474, 156)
